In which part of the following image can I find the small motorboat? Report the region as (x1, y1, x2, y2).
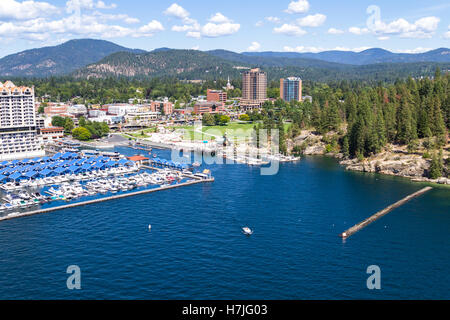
(242, 227, 253, 236)
(192, 162, 201, 167)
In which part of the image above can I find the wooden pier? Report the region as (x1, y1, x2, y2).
(340, 186, 433, 239)
(0, 178, 214, 223)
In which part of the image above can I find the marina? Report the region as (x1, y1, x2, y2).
(0, 176, 214, 223)
(0, 149, 212, 220)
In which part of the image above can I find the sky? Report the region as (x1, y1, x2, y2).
(0, 0, 449, 58)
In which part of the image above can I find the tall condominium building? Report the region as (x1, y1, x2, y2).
(241, 68, 268, 110)
(0, 81, 44, 160)
(280, 77, 303, 102)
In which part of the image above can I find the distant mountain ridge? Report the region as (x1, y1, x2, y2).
(0, 39, 145, 77)
(75, 48, 450, 83)
(0, 39, 448, 80)
(240, 48, 450, 65)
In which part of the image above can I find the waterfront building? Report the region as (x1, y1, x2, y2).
(241, 68, 268, 110)
(280, 77, 303, 102)
(207, 89, 228, 103)
(0, 81, 44, 160)
(194, 101, 226, 115)
(39, 127, 64, 144)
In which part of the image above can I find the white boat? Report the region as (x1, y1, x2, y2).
(242, 227, 253, 236)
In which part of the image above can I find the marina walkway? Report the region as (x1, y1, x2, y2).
(0, 178, 214, 223)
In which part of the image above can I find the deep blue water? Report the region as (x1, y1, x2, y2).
(0, 147, 448, 300)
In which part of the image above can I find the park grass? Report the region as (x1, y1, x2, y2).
(176, 122, 292, 141)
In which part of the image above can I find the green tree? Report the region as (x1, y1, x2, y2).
(429, 150, 443, 179)
(239, 114, 250, 122)
(51, 116, 66, 127)
(63, 118, 74, 134)
(72, 127, 92, 141)
(202, 113, 215, 126)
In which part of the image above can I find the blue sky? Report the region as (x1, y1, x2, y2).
(0, 0, 449, 58)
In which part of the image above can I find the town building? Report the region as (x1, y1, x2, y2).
(207, 89, 227, 103)
(67, 104, 88, 116)
(150, 101, 173, 115)
(194, 101, 226, 115)
(0, 81, 44, 160)
(224, 76, 234, 90)
(125, 111, 158, 124)
(44, 103, 68, 116)
(106, 104, 139, 116)
(280, 77, 303, 102)
(38, 127, 64, 145)
(241, 68, 268, 110)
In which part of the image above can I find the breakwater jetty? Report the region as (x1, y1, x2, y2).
(0, 178, 214, 223)
(340, 186, 433, 239)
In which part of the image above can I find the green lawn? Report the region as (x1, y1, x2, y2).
(176, 122, 292, 142)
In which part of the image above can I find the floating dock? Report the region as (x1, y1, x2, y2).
(340, 186, 433, 239)
(0, 177, 214, 223)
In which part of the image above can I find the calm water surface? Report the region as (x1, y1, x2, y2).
(0, 147, 448, 299)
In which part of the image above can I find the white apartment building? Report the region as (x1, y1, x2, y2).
(106, 104, 139, 116)
(0, 81, 44, 160)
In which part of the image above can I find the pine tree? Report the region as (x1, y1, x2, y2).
(429, 150, 443, 179)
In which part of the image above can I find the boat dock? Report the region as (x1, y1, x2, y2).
(340, 186, 433, 239)
(0, 177, 214, 223)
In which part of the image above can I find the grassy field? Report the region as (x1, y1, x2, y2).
(176, 122, 292, 141)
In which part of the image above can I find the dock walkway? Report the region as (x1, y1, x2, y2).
(0, 178, 214, 223)
(340, 186, 433, 239)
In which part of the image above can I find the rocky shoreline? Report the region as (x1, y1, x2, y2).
(289, 130, 450, 186)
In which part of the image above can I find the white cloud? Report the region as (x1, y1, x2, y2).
(283, 46, 371, 53)
(274, 24, 306, 36)
(138, 20, 165, 36)
(186, 31, 201, 38)
(95, 1, 117, 9)
(66, 0, 115, 12)
(0, 0, 59, 20)
(265, 16, 281, 24)
(172, 24, 199, 32)
(191, 45, 200, 50)
(349, 27, 370, 35)
(170, 12, 240, 38)
(285, 0, 310, 14)
(377, 36, 389, 40)
(209, 13, 231, 24)
(445, 25, 450, 38)
(247, 41, 261, 52)
(201, 22, 240, 37)
(297, 14, 326, 27)
(393, 47, 433, 54)
(327, 27, 344, 34)
(0, 12, 164, 41)
(164, 3, 190, 20)
(351, 16, 440, 39)
(255, 21, 264, 27)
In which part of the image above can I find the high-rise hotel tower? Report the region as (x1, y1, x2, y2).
(241, 68, 268, 110)
(0, 81, 44, 160)
(280, 77, 302, 102)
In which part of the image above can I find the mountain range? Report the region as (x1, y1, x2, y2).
(0, 39, 449, 81)
(0, 39, 144, 77)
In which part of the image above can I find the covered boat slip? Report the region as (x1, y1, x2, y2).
(0, 152, 136, 185)
(150, 158, 190, 170)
